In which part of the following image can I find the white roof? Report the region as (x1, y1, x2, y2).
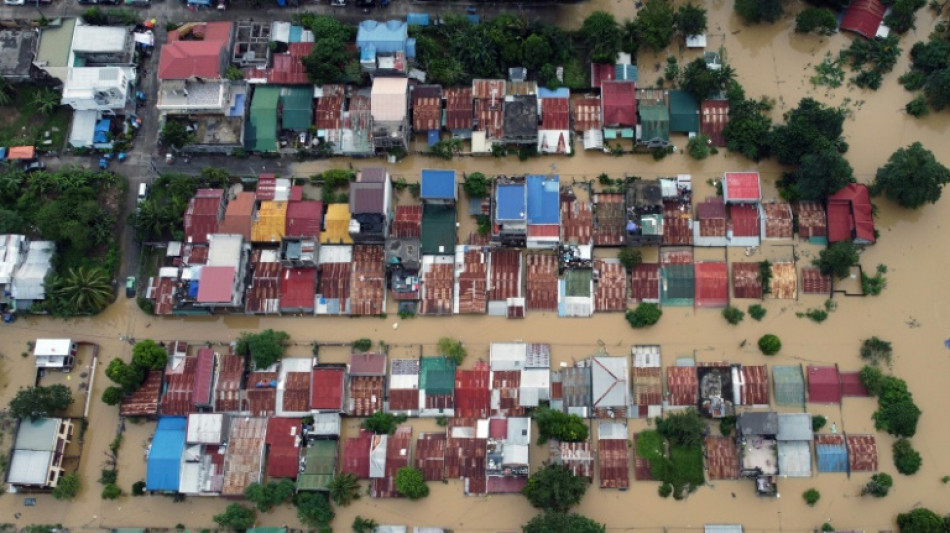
(686, 34, 707, 49)
(64, 66, 129, 91)
(159, 266, 179, 278)
(186, 413, 227, 444)
(506, 417, 531, 445)
(502, 443, 529, 465)
(207, 234, 244, 267)
(167, 241, 183, 257)
(705, 526, 743, 533)
(69, 109, 98, 148)
(371, 77, 408, 121)
(72, 23, 128, 53)
(7, 450, 53, 485)
(12, 241, 55, 301)
(0, 234, 26, 284)
(777, 440, 813, 478)
(318, 244, 353, 263)
(370, 434, 388, 478)
(274, 178, 292, 202)
(271, 21, 291, 43)
(34, 339, 73, 356)
(310, 413, 342, 436)
(598, 422, 627, 440)
(490, 342, 526, 370)
(632, 345, 661, 367)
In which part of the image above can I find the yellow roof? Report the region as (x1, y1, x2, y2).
(321, 203, 353, 244)
(251, 201, 288, 243)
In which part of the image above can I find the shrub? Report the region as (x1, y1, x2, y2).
(352, 516, 379, 533)
(294, 492, 334, 529)
(626, 303, 662, 328)
(101, 483, 122, 500)
(758, 334, 782, 355)
(464, 172, 490, 198)
(687, 134, 712, 159)
(236, 329, 290, 370)
(803, 488, 820, 506)
(53, 473, 81, 500)
(812, 415, 827, 432)
(618, 247, 643, 272)
(214, 503, 256, 530)
(101, 386, 123, 406)
(805, 308, 828, 323)
(906, 95, 930, 117)
(719, 415, 737, 437)
(132, 481, 146, 496)
(100, 469, 118, 485)
(394, 467, 429, 500)
(522, 464, 590, 512)
(658, 483, 673, 498)
(821, 524, 835, 532)
(361, 411, 408, 435)
(351, 338, 372, 352)
(861, 472, 894, 497)
(748, 304, 767, 321)
(795, 8, 838, 34)
(814, 241, 859, 279)
(534, 407, 589, 444)
(656, 409, 706, 448)
(722, 306, 745, 325)
(860, 337, 893, 366)
(893, 438, 922, 475)
(437, 337, 466, 366)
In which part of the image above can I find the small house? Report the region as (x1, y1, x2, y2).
(349, 167, 393, 244)
(598, 422, 630, 489)
(573, 97, 603, 150)
(841, 0, 889, 39)
(591, 355, 629, 419)
(411, 85, 443, 145)
(387, 359, 420, 416)
(219, 192, 257, 241)
(492, 178, 527, 247)
(526, 175, 560, 249)
(631, 345, 662, 418)
(321, 204, 354, 245)
(638, 102, 670, 148)
(316, 245, 352, 315)
(502, 86, 538, 146)
(246, 86, 281, 153)
(537, 88, 571, 155)
(601, 81, 636, 142)
(668, 90, 700, 135)
(184, 189, 225, 245)
(310, 365, 347, 413)
(485, 417, 531, 494)
(220, 417, 267, 496)
(472, 79, 506, 149)
(694, 197, 728, 247)
(7, 418, 74, 489)
(370, 77, 410, 150)
(736, 411, 779, 496)
(700, 100, 729, 147)
(827, 183, 875, 244)
(444, 87, 474, 139)
(776, 413, 813, 478)
(146, 416, 187, 493)
(487, 249, 525, 318)
(624, 180, 663, 247)
(33, 339, 77, 370)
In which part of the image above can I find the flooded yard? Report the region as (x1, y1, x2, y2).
(2, 0, 950, 531)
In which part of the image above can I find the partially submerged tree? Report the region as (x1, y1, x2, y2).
(656, 409, 706, 448)
(352, 516, 379, 533)
(581, 12, 622, 63)
(328, 472, 362, 506)
(795, 8, 837, 34)
(893, 438, 922, 474)
(9, 385, 73, 420)
(635, 0, 676, 51)
(675, 3, 707, 37)
(52, 472, 80, 500)
(294, 492, 335, 529)
(50, 266, 114, 315)
(787, 149, 855, 201)
(105, 358, 147, 394)
(160, 120, 196, 149)
(617, 247, 643, 272)
(361, 411, 408, 435)
(236, 329, 290, 369)
(803, 488, 821, 506)
(131, 339, 169, 370)
(734, 0, 785, 24)
(723, 94, 773, 161)
(862, 472, 893, 497)
(722, 306, 745, 325)
(214, 503, 257, 531)
(896, 507, 945, 532)
(522, 512, 606, 533)
(758, 334, 782, 356)
(814, 241, 859, 279)
(436, 337, 467, 366)
(244, 479, 295, 512)
(522, 464, 590, 512)
(626, 303, 662, 328)
(872, 142, 950, 208)
(394, 466, 429, 500)
(860, 337, 893, 366)
(464, 172, 491, 198)
(770, 98, 847, 166)
(534, 407, 589, 444)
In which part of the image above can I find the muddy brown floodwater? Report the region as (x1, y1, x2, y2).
(3, 1, 950, 531)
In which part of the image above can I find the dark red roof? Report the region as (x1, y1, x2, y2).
(664, 201, 693, 246)
(667, 366, 698, 406)
(412, 85, 442, 131)
(840, 372, 870, 397)
(591, 63, 616, 89)
(474, 98, 504, 139)
(807, 366, 841, 404)
(350, 353, 387, 375)
(343, 430, 372, 479)
(796, 201, 827, 239)
(694, 261, 728, 308)
(285, 201, 323, 239)
(454, 364, 491, 419)
(841, 0, 886, 39)
(739, 365, 769, 406)
(348, 375, 384, 416)
(393, 205, 422, 238)
(697, 196, 727, 220)
(280, 267, 316, 311)
(801, 267, 832, 295)
(318, 261, 351, 300)
(310, 367, 345, 410)
(282, 371, 312, 413)
(592, 193, 625, 246)
(705, 435, 740, 480)
(487, 248, 521, 302)
(489, 418, 507, 439)
(457, 249, 488, 314)
(701, 100, 730, 147)
(601, 81, 637, 127)
(729, 204, 760, 237)
(444, 87, 473, 130)
(526, 252, 558, 311)
(631, 263, 659, 302)
(528, 224, 560, 238)
(215, 354, 245, 412)
(387, 388, 418, 411)
(266, 417, 301, 479)
(193, 348, 215, 407)
(828, 183, 876, 243)
(371, 426, 412, 498)
(415, 433, 446, 481)
(256, 174, 277, 201)
(247, 371, 278, 417)
(847, 434, 878, 472)
(316, 86, 344, 130)
(732, 262, 763, 299)
(487, 476, 528, 494)
(265, 42, 314, 84)
(184, 189, 224, 244)
(598, 437, 629, 489)
(162, 357, 198, 416)
(350, 245, 386, 316)
(560, 192, 592, 245)
(541, 97, 570, 130)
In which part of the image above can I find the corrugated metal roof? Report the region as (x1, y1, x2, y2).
(729, 204, 760, 238)
(801, 267, 832, 295)
(474, 98, 504, 139)
(420, 258, 453, 315)
(393, 205, 423, 238)
(371, 426, 412, 498)
(705, 435, 739, 480)
(592, 193, 625, 246)
(147, 417, 187, 491)
(121, 370, 163, 417)
(247, 86, 281, 152)
(669, 90, 700, 133)
(455, 364, 490, 418)
(591, 63, 615, 88)
(601, 81, 637, 127)
(415, 433, 446, 481)
(219, 192, 256, 240)
(281, 370, 313, 413)
(348, 375, 385, 416)
(773, 366, 805, 406)
(487, 249, 521, 302)
(350, 245, 386, 316)
(412, 85, 442, 131)
(247, 371, 277, 417)
(343, 430, 372, 478)
(739, 365, 769, 406)
(311, 367, 345, 411)
(162, 357, 198, 416)
(807, 366, 841, 404)
(573, 97, 602, 131)
(594, 259, 626, 312)
(285, 200, 323, 239)
(841, 0, 886, 38)
(560, 191, 592, 245)
(694, 261, 728, 308)
(847, 434, 878, 472)
(667, 366, 698, 406)
(184, 189, 224, 244)
(701, 100, 729, 147)
(321, 204, 354, 245)
(763, 203, 793, 239)
(541, 97, 569, 130)
(297, 439, 337, 490)
(631, 263, 659, 303)
(770, 262, 797, 300)
(445, 87, 473, 130)
(828, 183, 875, 244)
(591, 356, 628, 416)
(316, 86, 344, 130)
(491, 370, 523, 416)
(350, 353, 387, 375)
(598, 428, 630, 489)
(663, 201, 693, 246)
(318, 260, 351, 300)
(840, 372, 870, 397)
(731, 262, 762, 299)
(252, 201, 288, 243)
(526, 253, 558, 311)
(215, 354, 246, 412)
(737, 411, 778, 436)
(196, 266, 236, 303)
(221, 417, 267, 496)
(779, 439, 813, 477)
(245, 250, 281, 314)
(526, 175, 560, 225)
(815, 434, 848, 472)
(266, 417, 301, 479)
(778, 413, 813, 441)
(193, 348, 215, 407)
(723, 172, 761, 202)
(456, 249, 488, 314)
(796, 201, 827, 240)
(257, 174, 277, 201)
(420, 169, 456, 200)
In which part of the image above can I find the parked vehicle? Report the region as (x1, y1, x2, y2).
(137, 183, 147, 203)
(125, 277, 136, 298)
(23, 160, 45, 173)
(4, 0, 27, 6)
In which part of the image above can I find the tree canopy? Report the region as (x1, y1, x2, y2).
(901, 38, 950, 114)
(9, 385, 73, 420)
(787, 149, 855, 201)
(815, 241, 859, 279)
(522, 465, 589, 512)
(436, 337, 467, 366)
(361, 411, 408, 435)
(297, 14, 354, 85)
(237, 329, 290, 369)
(52, 472, 80, 500)
(795, 8, 837, 34)
(328, 472, 361, 506)
(723, 93, 773, 161)
(105, 358, 147, 394)
(872, 142, 950, 208)
(675, 3, 707, 37)
(679, 58, 733, 101)
(626, 303, 662, 328)
(463, 172, 491, 198)
(769, 98, 847, 165)
(132, 339, 169, 370)
(581, 12, 622, 64)
(734, 0, 785, 24)
(896, 508, 948, 533)
(893, 437, 922, 474)
(522, 512, 606, 533)
(656, 409, 706, 448)
(394, 467, 429, 500)
(160, 120, 196, 149)
(534, 407, 589, 444)
(244, 479, 296, 512)
(214, 503, 257, 531)
(635, 0, 676, 51)
(294, 492, 335, 529)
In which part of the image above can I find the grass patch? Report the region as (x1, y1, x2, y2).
(638, 429, 704, 498)
(0, 88, 70, 151)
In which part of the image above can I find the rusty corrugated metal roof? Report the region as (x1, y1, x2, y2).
(348, 375, 384, 416)
(731, 262, 762, 299)
(221, 417, 267, 496)
(215, 354, 245, 412)
(631, 263, 659, 303)
(487, 249, 521, 302)
(592, 193, 625, 246)
(445, 87, 473, 130)
(666, 366, 698, 406)
(412, 85, 442, 132)
(594, 259, 626, 312)
(541, 97, 569, 130)
(526, 253, 558, 311)
(456, 249, 488, 314)
(415, 433, 446, 481)
(701, 100, 729, 147)
(120, 370, 163, 417)
(705, 435, 740, 480)
(350, 245, 385, 316)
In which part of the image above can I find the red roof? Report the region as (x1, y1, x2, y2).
(349, 245, 386, 316)
(763, 203, 793, 239)
(487, 476, 528, 494)
(827, 183, 876, 243)
(472, 79, 506, 100)
(847, 434, 878, 472)
(724, 172, 761, 202)
(266, 417, 301, 479)
(526, 252, 558, 311)
(168, 21, 232, 43)
(601, 81, 637, 127)
(796, 201, 828, 239)
(631, 263, 659, 302)
(694, 261, 729, 308)
(457, 249, 488, 314)
(279, 267, 316, 312)
(162, 357, 197, 416)
(371, 427, 413, 498)
(729, 204, 761, 237)
(285, 201, 323, 239)
(541, 97, 570, 130)
(193, 348, 215, 407)
(318, 261, 351, 300)
(256, 174, 277, 201)
(573, 97, 602, 131)
(215, 354, 246, 412)
(807, 366, 841, 404)
(349, 353, 387, 375)
(445, 87, 473, 130)
(343, 430, 372, 478)
(528, 224, 560, 238)
(310, 367, 345, 410)
(591, 63, 616, 89)
(120, 370, 163, 416)
(598, 437, 629, 489)
(184, 189, 224, 244)
(487, 249, 521, 302)
(594, 259, 627, 312)
(348, 375, 384, 416)
(732, 262, 763, 299)
(701, 100, 730, 147)
(245, 250, 281, 314)
(219, 191, 256, 240)
(841, 0, 886, 39)
(420, 262, 453, 316)
(392, 205, 422, 238)
(415, 433, 447, 481)
(254, 42, 314, 85)
(197, 266, 236, 303)
(455, 365, 491, 419)
(282, 371, 312, 413)
(592, 193, 625, 246)
(316, 86, 344, 130)
(667, 366, 698, 406)
(247, 371, 277, 416)
(560, 192, 592, 245)
(663, 201, 693, 246)
(698, 197, 727, 238)
(151, 276, 177, 316)
(159, 40, 224, 80)
(387, 388, 418, 412)
(491, 371, 523, 417)
(474, 98, 504, 139)
(739, 365, 769, 406)
(411, 85, 442, 131)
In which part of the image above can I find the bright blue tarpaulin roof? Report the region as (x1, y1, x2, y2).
(407, 13, 430, 26)
(146, 417, 186, 492)
(526, 175, 559, 224)
(496, 183, 526, 222)
(537, 87, 570, 99)
(427, 130, 440, 146)
(421, 169, 456, 200)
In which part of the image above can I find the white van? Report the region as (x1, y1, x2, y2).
(137, 183, 147, 203)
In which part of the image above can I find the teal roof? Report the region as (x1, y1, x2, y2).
(564, 269, 592, 297)
(661, 264, 694, 306)
(296, 440, 337, 492)
(246, 86, 281, 152)
(421, 204, 456, 255)
(669, 90, 700, 133)
(773, 366, 805, 406)
(639, 103, 670, 143)
(615, 64, 638, 81)
(420, 356, 455, 395)
(281, 87, 313, 131)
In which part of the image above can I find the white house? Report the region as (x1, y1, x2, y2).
(34, 338, 77, 370)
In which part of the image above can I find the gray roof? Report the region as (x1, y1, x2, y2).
(506, 417, 531, 445)
(777, 440, 812, 477)
(350, 182, 385, 214)
(11, 241, 54, 301)
(557, 366, 591, 413)
(14, 418, 60, 451)
(737, 411, 778, 436)
(359, 167, 388, 183)
(705, 526, 743, 533)
(8, 449, 52, 485)
(525, 343, 551, 368)
(370, 434, 387, 478)
(310, 413, 342, 437)
(598, 422, 627, 440)
(36, 18, 76, 69)
(374, 527, 408, 533)
(777, 413, 813, 441)
(591, 356, 629, 409)
(503, 94, 538, 138)
(0, 30, 38, 80)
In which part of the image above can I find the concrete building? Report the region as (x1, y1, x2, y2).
(7, 418, 74, 489)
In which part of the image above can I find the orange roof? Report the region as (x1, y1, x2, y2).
(251, 201, 288, 243)
(7, 146, 34, 160)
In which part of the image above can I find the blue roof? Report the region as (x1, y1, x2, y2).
(615, 64, 638, 81)
(360, 45, 376, 62)
(427, 129, 440, 146)
(407, 13, 430, 26)
(146, 417, 186, 492)
(356, 20, 408, 54)
(289, 25, 303, 42)
(816, 441, 848, 473)
(496, 183, 526, 222)
(406, 37, 416, 59)
(538, 87, 570, 99)
(526, 175, 560, 224)
(421, 169, 456, 200)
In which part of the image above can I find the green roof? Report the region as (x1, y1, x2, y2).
(246, 86, 281, 152)
(296, 440, 337, 492)
(660, 264, 694, 307)
(420, 356, 455, 395)
(281, 87, 313, 131)
(669, 90, 700, 133)
(639, 103, 670, 143)
(773, 365, 805, 406)
(641, 214, 663, 236)
(421, 204, 456, 255)
(564, 268, 592, 297)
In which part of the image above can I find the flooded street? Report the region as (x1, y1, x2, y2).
(3, 1, 950, 531)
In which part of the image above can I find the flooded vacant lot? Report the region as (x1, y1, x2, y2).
(2, 1, 950, 531)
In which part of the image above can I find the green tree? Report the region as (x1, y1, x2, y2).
(923, 61, 950, 111)
(293, 492, 334, 529)
(626, 303, 662, 328)
(160, 120, 196, 149)
(860, 337, 893, 366)
(896, 508, 945, 532)
(617, 247, 643, 272)
(758, 334, 782, 355)
(0, 207, 24, 233)
(720, 416, 737, 437)
(52, 473, 80, 500)
(214, 503, 257, 531)
(464, 172, 491, 198)
(872, 142, 950, 208)
(770, 98, 846, 165)
(748, 304, 766, 321)
(803, 488, 820, 506)
(635, 0, 676, 51)
(394, 466, 429, 500)
(361, 411, 408, 435)
(812, 415, 827, 431)
(132, 339, 169, 370)
(236, 329, 290, 369)
(437, 337, 467, 365)
(51, 266, 113, 315)
(101, 386, 123, 406)
(788, 149, 855, 201)
(101, 483, 122, 500)
(795, 8, 838, 34)
(33, 88, 60, 115)
(893, 438, 922, 474)
(522, 512, 606, 533)
(521, 34, 552, 71)
(9, 385, 73, 420)
(814, 241, 859, 279)
(734, 0, 785, 24)
(534, 407, 589, 444)
(723, 95, 773, 161)
(244, 479, 295, 512)
(352, 516, 379, 533)
(328, 472, 362, 506)
(722, 306, 745, 325)
(656, 409, 706, 448)
(679, 57, 718, 101)
(861, 472, 893, 497)
(686, 134, 712, 159)
(300, 16, 352, 84)
(105, 358, 147, 394)
(884, 0, 926, 34)
(522, 464, 589, 512)
(675, 3, 707, 37)
(351, 338, 373, 352)
(581, 12, 622, 64)
(905, 95, 930, 117)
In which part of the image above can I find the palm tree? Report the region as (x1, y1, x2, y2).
(54, 266, 114, 314)
(33, 89, 60, 116)
(352, 516, 378, 533)
(0, 78, 12, 107)
(0, 167, 26, 200)
(327, 472, 361, 507)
